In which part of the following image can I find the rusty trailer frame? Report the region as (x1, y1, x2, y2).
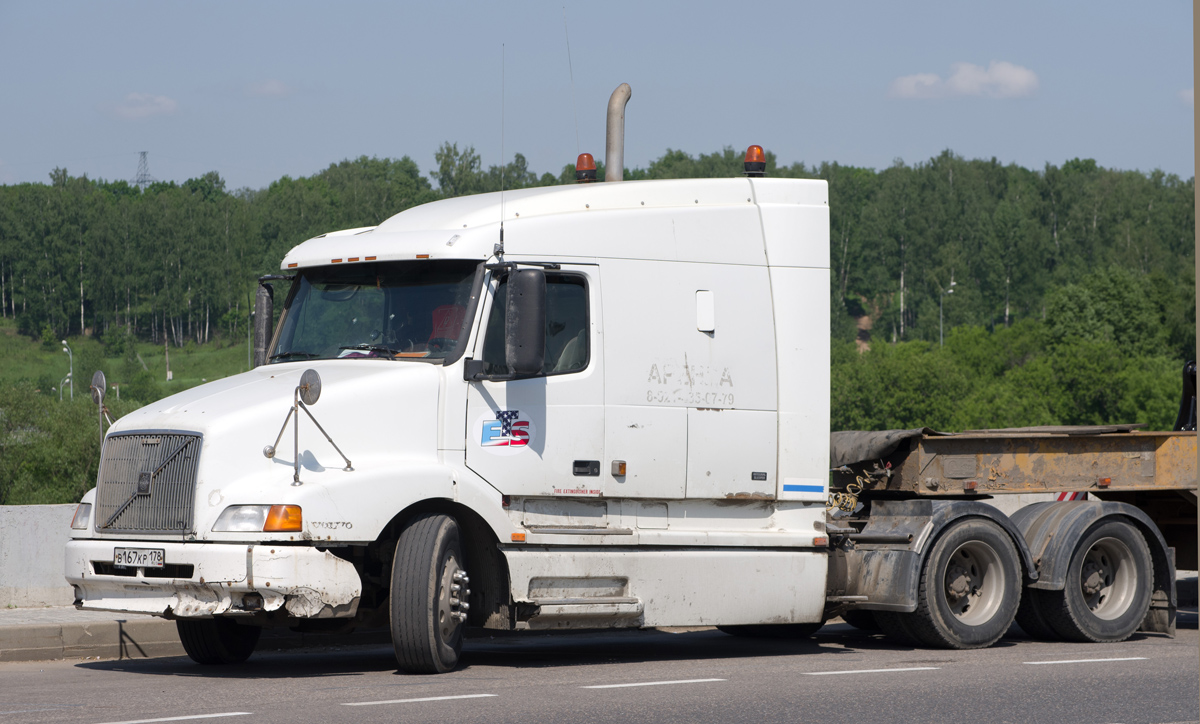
(860, 430, 1195, 497)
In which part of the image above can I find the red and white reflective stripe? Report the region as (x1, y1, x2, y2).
(1056, 491, 1087, 501)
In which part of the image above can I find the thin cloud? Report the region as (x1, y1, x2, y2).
(1180, 88, 1193, 108)
(890, 61, 1039, 99)
(111, 92, 179, 119)
(247, 79, 292, 98)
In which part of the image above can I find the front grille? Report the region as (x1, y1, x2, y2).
(94, 432, 202, 534)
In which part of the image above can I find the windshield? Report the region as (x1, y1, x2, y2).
(270, 260, 480, 363)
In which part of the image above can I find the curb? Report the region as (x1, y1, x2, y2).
(0, 618, 183, 663)
(0, 618, 391, 663)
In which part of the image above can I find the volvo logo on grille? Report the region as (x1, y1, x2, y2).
(136, 471, 152, 495)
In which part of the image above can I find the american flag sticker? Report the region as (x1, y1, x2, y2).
(474, 410, 537, 456)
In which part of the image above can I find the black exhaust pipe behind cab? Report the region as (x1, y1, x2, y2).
(1173, 360, 1196, 431)
(252, 275, 292, 368)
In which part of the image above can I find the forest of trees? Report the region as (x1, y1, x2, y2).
(0, 146, 1193, 358)
(0, 144, 1194, 504)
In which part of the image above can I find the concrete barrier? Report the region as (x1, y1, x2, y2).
(0, 504, 76, 608)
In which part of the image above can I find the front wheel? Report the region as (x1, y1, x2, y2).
(906, 518, 1022, 649)
(176, 618, 260, 665)
(1037, 519, 1152, 643)
(391, 513, 470, 674)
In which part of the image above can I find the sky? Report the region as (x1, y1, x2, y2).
(0, 1, 1193, 190)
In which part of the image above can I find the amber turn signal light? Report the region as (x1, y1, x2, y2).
(511, 532, 527, 543)
(264, 505, 303, 532)
(744, 145, 766, 177)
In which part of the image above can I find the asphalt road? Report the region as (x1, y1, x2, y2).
(1, 617, 1196, 724)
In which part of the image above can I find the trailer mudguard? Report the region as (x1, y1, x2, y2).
(1010, 500, 1176, 634)
(832, 499, 1038, 613)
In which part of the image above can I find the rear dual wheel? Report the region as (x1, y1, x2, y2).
(880, 518, 1022, 650)
(1021, 519, 1152, 643)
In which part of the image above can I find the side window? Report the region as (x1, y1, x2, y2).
(480, 274, 588, 376)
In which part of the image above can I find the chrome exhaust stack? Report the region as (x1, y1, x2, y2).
(605, 83, 632, 182)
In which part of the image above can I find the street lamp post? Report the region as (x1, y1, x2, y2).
(61, 340, 73, 400)
(59, 374, 71, 402)
(940, 280, 957, 348)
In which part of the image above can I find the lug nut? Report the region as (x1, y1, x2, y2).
(451, 583, 461, 593)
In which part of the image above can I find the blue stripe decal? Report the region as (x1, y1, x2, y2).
(783, 484, 825, 493)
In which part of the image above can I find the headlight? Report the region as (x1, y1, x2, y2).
(70, 503, 92, 530)
(213, 505, 302, 532)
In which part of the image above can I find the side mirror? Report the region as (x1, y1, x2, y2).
(90, 370, 106, 405)
(504, 269, 546, 376)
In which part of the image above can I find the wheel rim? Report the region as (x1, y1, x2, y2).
(437, 553, 469, 642)
(942, 540, 1006, 626)
(1078, 537, 1136, 620)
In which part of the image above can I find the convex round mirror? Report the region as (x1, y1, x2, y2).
(91, 370, 107, 405)
(299, 369, 322, 406)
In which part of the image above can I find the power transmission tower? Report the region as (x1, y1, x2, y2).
(133, 151, 156, 189)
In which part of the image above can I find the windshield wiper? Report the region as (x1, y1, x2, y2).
(270, 351, 321, 361)
(338, 344, 398, 359)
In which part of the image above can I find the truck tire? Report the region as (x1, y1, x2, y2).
(1038, 519, 1153, 643)
(176, 618, 260, 665)
(391, 513, 469, 674)
(907, 518, 1022, 649)
(717, 623, 823, 639)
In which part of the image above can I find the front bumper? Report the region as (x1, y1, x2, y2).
(64, 540, 361, 619)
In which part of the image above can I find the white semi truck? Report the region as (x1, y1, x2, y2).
(65, 86, 1194, 673)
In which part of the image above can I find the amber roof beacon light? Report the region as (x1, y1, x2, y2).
(744, 145, 766, 177)
(575, 153, 597, 183)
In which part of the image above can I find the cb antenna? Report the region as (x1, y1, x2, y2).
(563, 7, 580, 155)
(497, 43, 506, 259)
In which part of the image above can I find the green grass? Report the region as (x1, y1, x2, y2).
(0, 316, 251, 400)
(0, 318, 256, 504)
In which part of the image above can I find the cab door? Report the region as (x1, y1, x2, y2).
(465, 265, 604, 497)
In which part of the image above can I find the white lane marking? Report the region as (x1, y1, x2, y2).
(804, 667, 940, 676)
(94, 714, 252, 724)
(1024, 657, 1147, 665)
(582, 678, 726, 689)
(343, 694, 498, 707)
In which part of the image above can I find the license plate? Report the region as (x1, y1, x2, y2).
(113, 547, 165, 568)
